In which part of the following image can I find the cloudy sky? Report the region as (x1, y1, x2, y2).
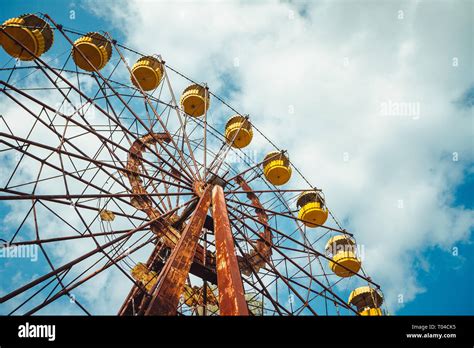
(1, 0, 473, 315)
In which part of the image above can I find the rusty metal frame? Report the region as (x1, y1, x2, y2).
(212, 184, 249, 316)
(0, 14, 384, 316)
(143, 185, 212, 315)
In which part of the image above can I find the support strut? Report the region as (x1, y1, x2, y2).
(212, 185, 249, 316)
(144, 185, 212, 315)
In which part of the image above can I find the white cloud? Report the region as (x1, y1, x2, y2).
(84, 0, 473, 312)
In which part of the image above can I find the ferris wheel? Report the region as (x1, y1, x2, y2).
(0, 13, 386, 316)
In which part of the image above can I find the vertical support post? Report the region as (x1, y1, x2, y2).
(203, 85, 208, 180)
(145, 185, 212, 315)
(212, 185, 249, 316)
(202, 228, 208, 316)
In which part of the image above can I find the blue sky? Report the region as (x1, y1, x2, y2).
(397, 170, 474, 315)
(0, 0, 473, 315)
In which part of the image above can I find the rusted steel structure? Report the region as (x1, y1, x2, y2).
(0, 13, 385, 316)
(145, 185, 212, 315)
(212, 184, 249, 315)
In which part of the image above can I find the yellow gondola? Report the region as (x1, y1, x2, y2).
(262, 151, 292, 186)
(180, 83, 209, 117)
(130, 263, 158, 292)
(0, 14, 53, 60)
(359, 308, 383, 316)
(224, 115, 253, 148)
(183, 284, 219, 307)
(72, 32, 112, 72)
(99, 209, 115, 222)
(296, 190, 328, 227)
(325, 235, 361, 277)
(348, 286, 383, 316)
(131, 56, 164, 91)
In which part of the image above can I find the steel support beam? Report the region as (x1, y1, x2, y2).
(212, 185, 249, 316)
(144, 185, 212, 315)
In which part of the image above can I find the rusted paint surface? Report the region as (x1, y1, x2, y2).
(192, 180, 205, 197)
(119, 135, 217, 315)
(235, 175, 272, 277)
(125, 132, 181, 246)
(212, 185, 249, 316)
(145, 185, 212, 315)
(118, 238, 171, 316)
